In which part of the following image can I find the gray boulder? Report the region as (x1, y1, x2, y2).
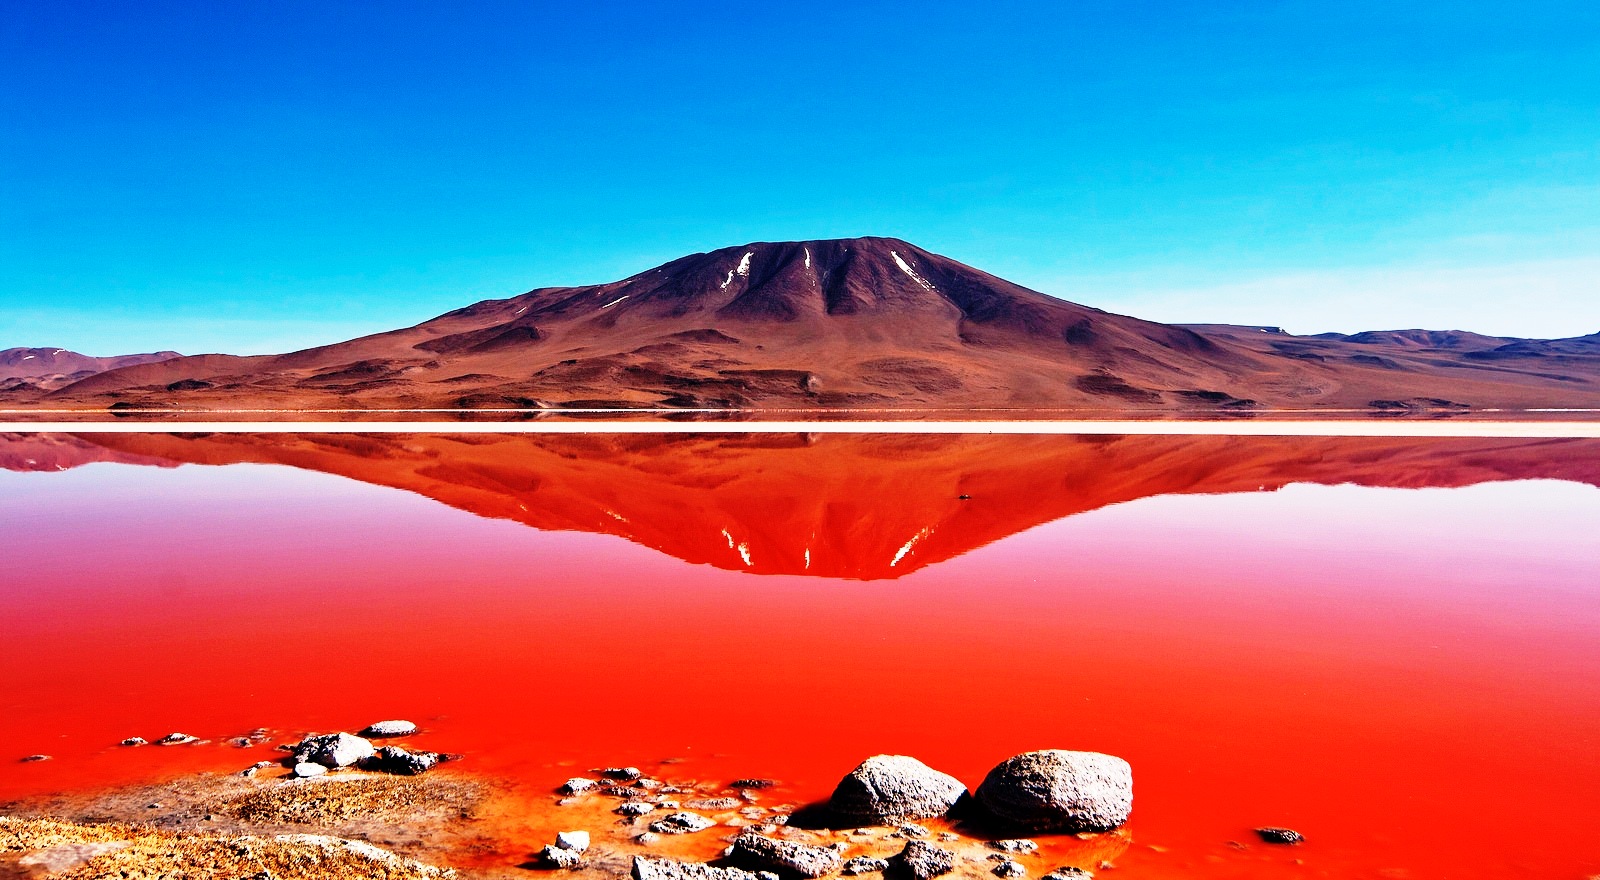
(555, 831, 590, 852)
(984, 840, 1037, 855)
(888, 841, 954, 880)
(293, 732, 376, 768)
(632, 857, 773, 880)
(974, 751, 1131, 833)
(560, 777, 597, 795)
(360, 720, 418, 738)
(363, 745, 440, 775)
(991, 861, 1026, 878)
(648, 812, 716, 834)
(1041, 869, 1093, 880)
(540, 844, 582, 869)
(842, 858, 889, 876)
(293, 762, 328, 778)
(830, 756, 967, 825)
(730, 832, 844, 879)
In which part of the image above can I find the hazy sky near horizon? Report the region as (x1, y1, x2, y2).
(3, 1, 1598, 354)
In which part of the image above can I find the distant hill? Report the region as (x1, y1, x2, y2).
(0, 348, 181, 393)
(5, 238, 1598, 411)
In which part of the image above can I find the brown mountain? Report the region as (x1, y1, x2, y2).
(0, 347, 181, 393)
(6, 238, 1599, 411)
(12, 431, 1599, 579)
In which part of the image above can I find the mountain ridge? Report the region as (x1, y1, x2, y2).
(6, 237, 1599, 411)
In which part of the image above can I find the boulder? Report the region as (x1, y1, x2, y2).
(648, 812, 716, 834)
(360, 720, 419, 738)
(991, 860, 1026, 878)
(293, 762, 328, 778)
(632, 857, 775, 880)
(555, 831, 590, 852)
(120, 737, 148, 747)
(686, 797, 742, 810)
(974, 751, 1131, 833)
(842, 857, 889, 876)
(540, 844, 582, 869)
(616, 801, 656, 816)
(560, 777, 598, 795)
(1041, 869, 1092, 880)
(363, 745, 441, 775)
(1254, 827, 1303, 845)
(293, 732, 376, 768)
(888, 841, 954, 880)
(730, 832, 845, 878)
(603, 766, 643, 780)
(830, 756, 967, 825)
(155, 732, 200, 745)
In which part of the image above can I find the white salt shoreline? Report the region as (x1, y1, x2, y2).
(2, 420, 1599, 437)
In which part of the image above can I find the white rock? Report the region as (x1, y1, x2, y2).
(555, 830, 590, 852)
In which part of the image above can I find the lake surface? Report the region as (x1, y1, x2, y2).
(2, 431, 1597, 878)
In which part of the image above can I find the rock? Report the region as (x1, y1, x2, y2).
(936, 833, 958, 842)
(648, 812, 716, 834)
(227, 737, 254, 748)
(842, 857, 890, 876)
(555, 831, 590, 852)
(830, 756, 967, 825)
(686, 797, 742, 810)
(1041, 869, 1092, 880)
(635, 832, 660, 845)
(601, 785, 645, 797)
(120, 737, 148, 747)
(292, 732, 376, 768)
(888, 840, 955, 880)
(541, 844, 583, 869)
(155, 732, 200, 745)
(1254, 827, 1304, 845)
(731, 778, 778, 789)
(632, 856, 770, 880)
(361, 720, 419, 738)
(635, 778, 665, 790)
(603, 766, 643, 780)
(617, 801, 657, 816)
(897, 824, 930, 839)
(363, 745, 441, 775)
(974, 751, 1132, 833)
(985, 840, 1038, 855)
(294, 762, 328, 778)
(18, 841, 131, 874)
(560, 777, 598, 795)
(730, 831, 845, 878)
(992, 860, 1026, 878)
(19, 754, 51, 763)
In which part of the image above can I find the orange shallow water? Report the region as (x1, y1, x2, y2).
(1, 432, 1597, 878)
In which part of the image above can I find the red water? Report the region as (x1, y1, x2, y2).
(1, 433, 1597, 878)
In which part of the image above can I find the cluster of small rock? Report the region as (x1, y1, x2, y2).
(275, 720, 455, 779)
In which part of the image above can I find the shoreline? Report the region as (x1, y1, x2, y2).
(3, 418, 1600, 437)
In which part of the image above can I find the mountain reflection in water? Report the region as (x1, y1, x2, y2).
(6, 430, 1598, 579)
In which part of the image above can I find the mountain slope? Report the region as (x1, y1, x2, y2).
(0, 348, 181, 393)
(9, 237, 1600, 411)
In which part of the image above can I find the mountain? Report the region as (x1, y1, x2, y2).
(5, 237, 1599, 411)
(0, 348, 181, 393)
(10, 431, 1599, 579)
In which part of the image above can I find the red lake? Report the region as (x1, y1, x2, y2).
(1, 431, 1597, 878)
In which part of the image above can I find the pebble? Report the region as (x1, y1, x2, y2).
(986, 840, 1039, 855)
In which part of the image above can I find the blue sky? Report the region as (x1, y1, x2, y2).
(2, 1, 1598, 353)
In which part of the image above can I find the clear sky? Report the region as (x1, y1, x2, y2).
(3, 1, 1598, 354)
